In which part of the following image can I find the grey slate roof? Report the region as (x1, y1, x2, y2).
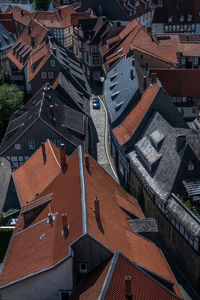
(104, 55, 143, 126)
(128, 112, 200, 201)
(182, 178, 200, 196)
(0, 23, 15, 51)
(0, 85, 88, 155)
(129, 218, 158, 233)
(167, 195, 200, 237)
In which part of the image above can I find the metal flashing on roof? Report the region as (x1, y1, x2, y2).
(78, 146, 88, 234)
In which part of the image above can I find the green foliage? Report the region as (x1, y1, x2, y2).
(4, 208, 19, 216)
(34, 0, 51, 10)
(0, 84, 23, 137)
(0, 71, 11, 85)
(0, 228, 13, 262)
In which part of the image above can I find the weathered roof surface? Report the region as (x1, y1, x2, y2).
(34, 11, 62, 28)
(153, 0, 200, 24)
(83, 149, 182, 296)
(13, 139, 63, 206)
(73, 251, 182, 300)
(0, 146, 182, 298)
(129, 107, 200, 197)
(182, 178, 200, 196)
(102, 19, 177, 73)
(113, 82, 159, 144)
(167, 195, 200, 237)
(7, 19, 48, 70)
(11, 5, 34, 26)
(150, 68, 200, 97)
(104, 55, 143, 126)
(78, 0, 154, 21)
(156, 34, 200, 57)
(0, 13, 15, 34)
(129, 218, 158, 233)
(0, 85, 87, 156)
(0, 23, 15, 51)
(0, 148, 83, 288)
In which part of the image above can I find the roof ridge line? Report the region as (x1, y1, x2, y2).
(78, 146, 88, 235)
(99, 252, 119, 300)
(48, 139, 61, 169)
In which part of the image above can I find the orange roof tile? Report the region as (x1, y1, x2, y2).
(113, 82, 160, 145)
(28, 42, 51, 82)
(7, 19, 48, 70)
(11, 6, 34, 26)
(13, 139, 64, 206)
(34, 11, 62, 29)
(82, 149, 182, 298)
(0, 148, 82, 287)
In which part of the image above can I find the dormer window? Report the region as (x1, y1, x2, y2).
(168, 16, 173, 23)
(188, 161, 194, 171)
(79, 263, 88, 274)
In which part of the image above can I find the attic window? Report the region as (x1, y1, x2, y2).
(188, 161, 194, 171)
(115, 101, 124, 111)
(15, 144, 21, 150)
(111, 91, 120, 99)
(79, 263, 88, 274)
(51, 59, 55, 67)
(110, 73, 118, 81)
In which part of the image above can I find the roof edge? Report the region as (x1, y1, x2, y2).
(78, 145, 88, 234)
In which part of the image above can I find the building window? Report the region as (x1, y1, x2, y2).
(48, 72, 54, 79)
(79, 263, 88, 274)
(92, 45, 98, 52)
(92, 56, 100, 65)
(28, 140, 35, 150)
(15, 144, 21, 150)
(51, 139, 61, 148)
(60, 291, 71, 300)
(188, 161, 194, 171)
(51, 59, 55, 67)
(41, 72, 47, 79)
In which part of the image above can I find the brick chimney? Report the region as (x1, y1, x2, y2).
(125, 276, 133, 300)
(62, 213, 69, 236)
(60, 143, 66, 170)
(94, 196, 100, 219)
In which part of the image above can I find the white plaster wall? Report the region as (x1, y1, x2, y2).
(1, 258, 73, 300)
(152, 23, 164, 35)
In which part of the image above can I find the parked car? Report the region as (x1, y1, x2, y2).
(93, 98, 100, 109)
(8, 218, 18, 226)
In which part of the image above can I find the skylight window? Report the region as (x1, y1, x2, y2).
(111, 91, 120, 99)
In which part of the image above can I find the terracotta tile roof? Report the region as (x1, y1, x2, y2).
(113, 82, 160, 145)
(7, 19, 48, 70)
(0, 146, 182, 299)
(0, 148, 83, 288)
(72, 259, 112, 300)
(82, 148, 182, 298)
(11, 6, 34, 26)
(34, 11, 63, 29)
(28, 42, 51, 82)
(102, 19, 177, 72)
(150, 68, 200, 97)
(12, 139, 64, 207)
(0, 13, 15, 34)
(55, 5, 75, 27)
(104, 253, 182, 300)
(156, 34, 200, 57)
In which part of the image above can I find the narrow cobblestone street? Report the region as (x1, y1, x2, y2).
(90, 93, 117, 181)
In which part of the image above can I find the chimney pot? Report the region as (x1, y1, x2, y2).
(125, 276, 133, 299)
(48, 213, 53, 224)
(60, 143, 66, 170)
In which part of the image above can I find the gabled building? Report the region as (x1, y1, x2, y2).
(0, 23, 15, 71)
(101, 19, 177, 75)
(0, 84, 90, 170)
(73, 15, 112, 81)
(0, 12, 15, 35)
(127, 110, 200, 291)
(152, 0, 200, 35)
(150, 68, 200, 119)
(11, 6, 34, 37)
(7, 18, 48, 89)
(155, 34, 200, 69)
(27, 34, 91, 95)
(0, 143, 183, 299)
